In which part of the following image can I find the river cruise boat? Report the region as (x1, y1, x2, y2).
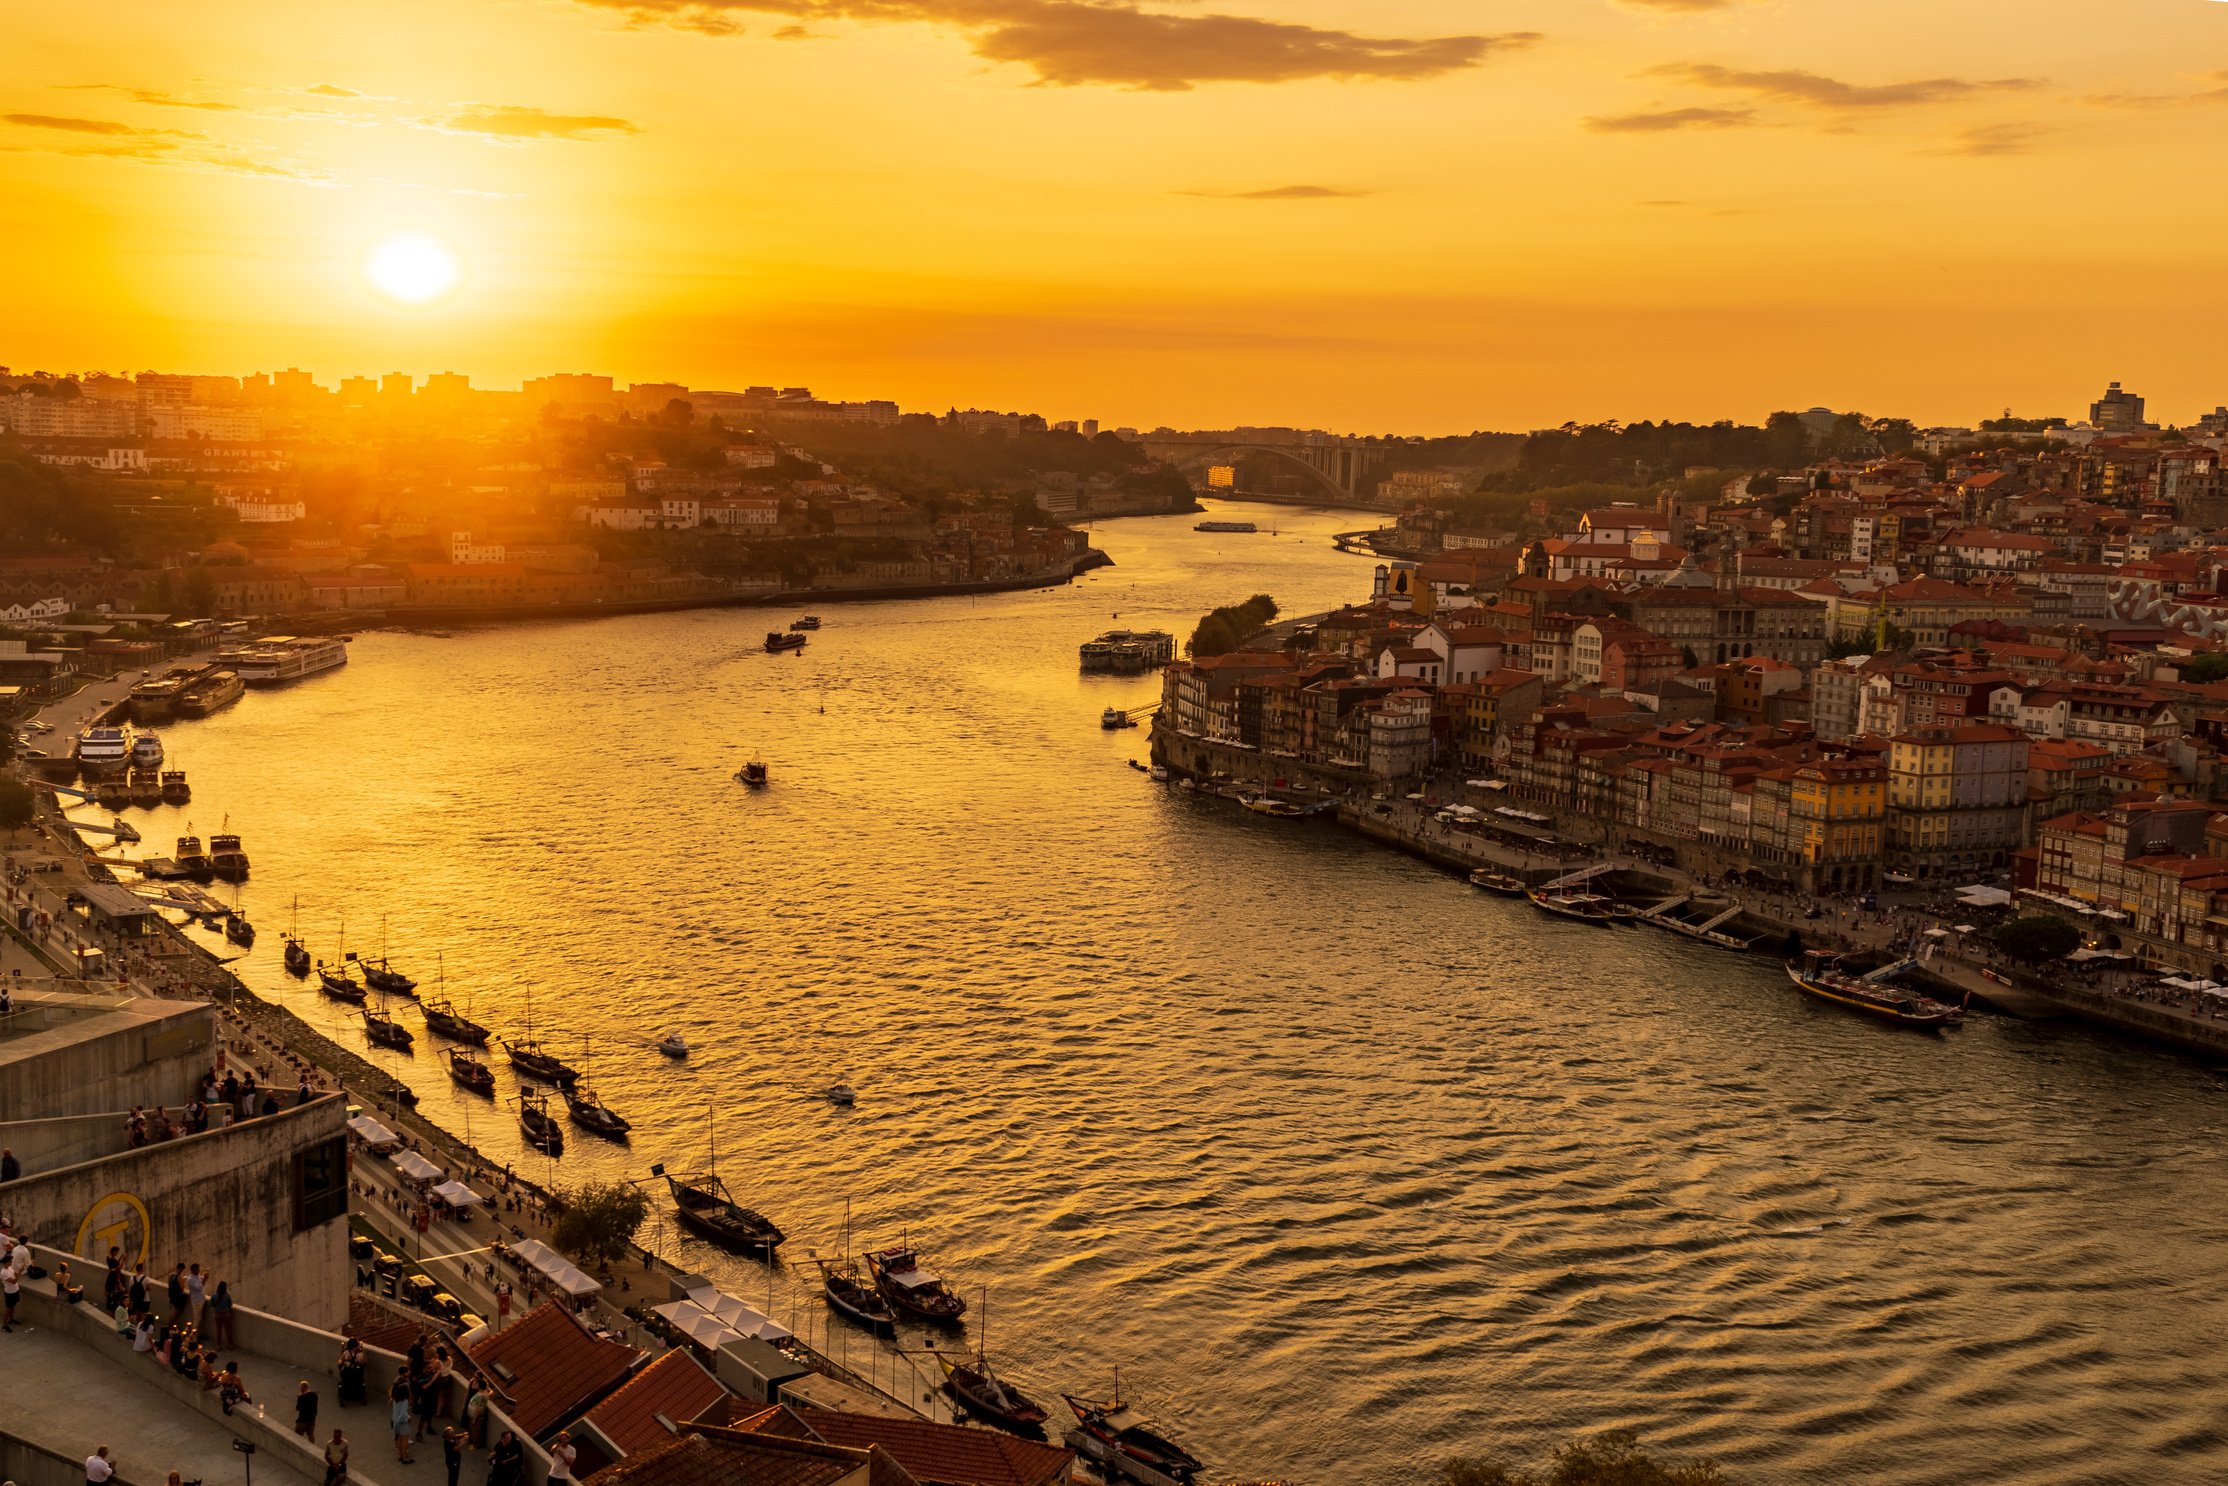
(445, 1047, 496, 1095)
(1101, 707, 1139, 730)
(217, 636, 349, 686)
(564, 1084, 632, 1138)
(1525, 888, 1634, 924)
(1079, 630, 1176, 673)
(658, 1166, 785, 1254)
(765, 631, 807, 653)
(867, 1243, 967, 1325)
(1786, 954, 1965, 1030)
(175, 670, 245, 717)
(160, 768, 191, 804)
(75, 726, 130, 774)
(519, 1093, 565, 1154)
(420, 998, 489, 1044)
(208, 832, 250, 882)
(1062, 1390, 1203, 1485)
(174, 834, 213, 882)
(362, 1008, 415, 1050)
(128, 672, 195, 722)
(1468, 867, 1530, 896)
(1241, 795, 1308, 818)
(130, 732, 165, 769)
(940, 1351, 1051, 1435)
(501, 1038, 580, 1086)
(1194, 520, 1258, 533)
(789, 615, 822, 631)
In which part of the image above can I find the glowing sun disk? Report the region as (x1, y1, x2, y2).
(363, 232, 462, 305)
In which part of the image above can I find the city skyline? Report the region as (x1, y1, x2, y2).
(6, 0, 2227, 431)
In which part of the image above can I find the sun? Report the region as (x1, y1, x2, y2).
(362, 231, 463, 306)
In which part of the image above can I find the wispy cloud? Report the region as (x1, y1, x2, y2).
(585, 0, 1539, 91)
(2084, 71, 2228, 110)
(3, 112, 196, 138)
(63, 85, 238, 112)
(4, 113, 333, 184)
(1922, 122, 2049, 157)
(1646, 62, 2040, 111)
(1617, 0, 1745, 10)
(306, 83, 366, 98)
(1177, 184, 1368, 199)
(435, 104, 641, 141)
(1586, 105, 1755, 133)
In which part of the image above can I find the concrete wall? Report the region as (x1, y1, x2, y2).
(1, 1433, 151, 1486)
(5, 1095, 352, 1329)
(0, 1104, 241, 1177)
(0, 997, 214, 1121)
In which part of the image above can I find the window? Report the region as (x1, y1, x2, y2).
(293, 1136, 348, 1232)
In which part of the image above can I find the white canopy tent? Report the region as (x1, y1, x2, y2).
(388, 1150, 443, 1183)
(510, 1237, 603, 1297)
(347, 1115, 400, 1147)
(684, 1283, 793, 1342)
(1956, 885, 2013, 908)
(430, 1180, 484, 1207)
(651, 1299, 746, 1350)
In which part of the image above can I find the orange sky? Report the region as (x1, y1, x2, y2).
(4, 0, 2227, 431)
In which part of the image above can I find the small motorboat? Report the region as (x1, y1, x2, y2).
(519, 1093, 564, 1154)
(789, 615, 822, 631)
(223, 912, 256, 947)
(1064, 1389, 1203, 1485)
(765, 631, 807, 653)
(825, 1084, 856, 1107)
(565, 1084, 633, 1139)
(940, 1351, 1050, 1435)
(362, 1009, 415, 1050)
(735, 761, 768, 788)
(1149, 765, 1169, 782)
(867, 1243, 967, 1325)
(1101, 707, 1138, 731)
(446, 1047, 496, 1095)
(656, 1033, 689, 1058)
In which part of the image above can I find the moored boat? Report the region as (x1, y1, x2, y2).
(659, 1166, 784, 1253)
(1785, 955, 1965, 1030)
(421, 998, 490, 1045)
(223, 912, 255, 947)
(316, 961, 366, 1002)
(820, 1260, 895, 1333)
(501, 1038, 580, 1086)
(564, 1083, 633, 1139)
(445, 1046, 497, 1095)
(867, 1243, 967, 1325)
(175, 834, 213, 883)
(174, 670, 245, 717)
(130, 732, 164, 769)
(283, 936, 312, 976)
(1241, 795, 1307, 818)
(1469, 867, 1530, 895)
(939, 1351, 1050, 1435)
(362, 1008, 415, 1050)
(1063, 1390, 1203, 1486)
(208, 831, 250, 883)
(1525, 888, 1632, 924)
(129, 770, 163, 809)
(765, 631, 807, 653)
(519, 1092, 564, 1154)
(360, 957, 417, 996)
(1101, 707, 1139, 730)
(160, 768, 191, 805)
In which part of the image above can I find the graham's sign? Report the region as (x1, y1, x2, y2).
(76, 1191, 152, 1266)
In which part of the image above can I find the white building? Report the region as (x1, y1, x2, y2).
(449, 531, 508, 564)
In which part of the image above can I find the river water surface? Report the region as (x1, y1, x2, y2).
(128, 502, 2228, 1484)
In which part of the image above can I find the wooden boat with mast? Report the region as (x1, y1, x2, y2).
(502, 984, 579, 1084)
(657, 1110, 782, 1253)
(816, 1199, 894, 1334)
(565, 1082, 632, 1138)
(445, 1046, 496, 1095)
(282, 895, 311, 977)
(361, 1006, 414, 1050)
(1062, 1382, 1204, 1486)
(358, 920, 416, 996)
(936, 1290, 1049, 1434)
(420, 955, 489, 1044)
(518, 1090, 564, 1154)
(866, 1241, 967, 1326)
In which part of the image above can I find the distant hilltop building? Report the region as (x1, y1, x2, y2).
(2090, 381, 2149, 433)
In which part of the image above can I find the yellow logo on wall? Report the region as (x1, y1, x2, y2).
(76, 1192, 151, 1266)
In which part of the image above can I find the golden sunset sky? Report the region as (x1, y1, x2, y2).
(4, 0, 2226, 430)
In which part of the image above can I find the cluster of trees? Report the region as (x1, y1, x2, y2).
(549, 1180, 651, 1269)
(0, 457, 119, 553)
(1481, 414, 1918, 498)
(0, 778, 33, 833)
(1188, 594, 1278, 657)
(775, 421, 1182, 511)
(1438, 1430, 1726, 1485)
(1992, 914, 2081, 964)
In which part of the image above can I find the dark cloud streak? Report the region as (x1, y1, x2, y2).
(1647, 62, 2039, 110)
(1586, 105, 1754, 133)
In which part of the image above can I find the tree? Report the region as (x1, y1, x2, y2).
(180, 566, 218, 618)
(0, 778, 34, 833)
(1438, 1431, 1726, 1486)
(549, 1180, 650, 1269)
(1992, 914, 2080, 964)
(2183, 652, 2228, 685)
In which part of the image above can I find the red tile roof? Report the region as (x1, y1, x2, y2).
(593, 1423, 912, 1486)
(467, 1302, 642, 1439)
(580, 1350, 731, 1460)
(751, 1407, 1073, 1486)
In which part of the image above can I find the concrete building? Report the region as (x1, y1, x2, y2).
(1886, 723, 2032, 880)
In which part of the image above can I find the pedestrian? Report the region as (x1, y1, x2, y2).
(0, 1148, 17, 1183)
(389, 1371, 416, 1463)
(322, 1430, 349, 1486)
(208, 1279, 234, 1346)
(185, 1263, 206, 1326)
(2, 1259, 18, 1332)
(128, 1264, 148, 1321)
(84, 1449, 114, 1484)
(486, 1430, 524, 1486)
(294, 1379, 319, 1439)
(464, 1376, 489, 1446)
(493, 1281, 510, 1329)
(165, 1265, 188, 1326)
(442, 1426, 466, 1486)
(547, 1429, 577, 1485)
(337, 1338, 368, 1404)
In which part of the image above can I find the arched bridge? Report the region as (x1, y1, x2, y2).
(1135, 434, 1390, 501)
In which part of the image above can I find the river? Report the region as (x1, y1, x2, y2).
(121, 501, 2228, 1484)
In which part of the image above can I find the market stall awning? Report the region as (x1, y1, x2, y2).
(388, 1150, 443, 1183)
(347, 1116, 400, 1146)
(650, 1300, 744, 1350)
(683, 1284, 793, 1342)
(511, 1237, 603, 1296)
(430, 1180, 484, 1207)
